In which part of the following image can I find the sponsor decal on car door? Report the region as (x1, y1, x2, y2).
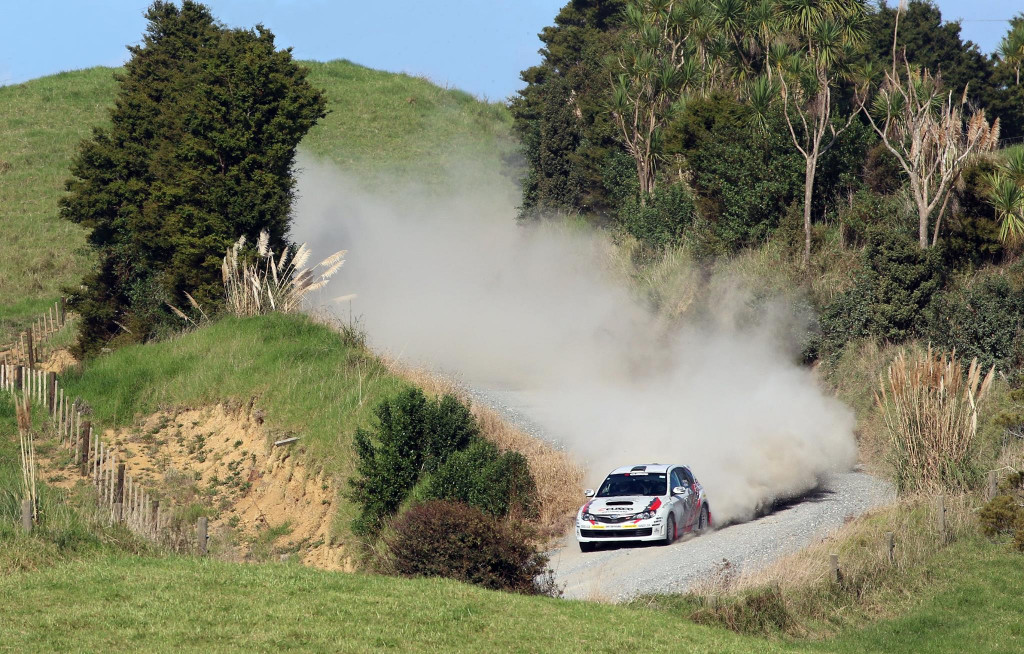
(671, 468, 695, 530)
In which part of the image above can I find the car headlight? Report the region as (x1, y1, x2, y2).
(635, 510, 654, 520)
(581, 512, 596, 522)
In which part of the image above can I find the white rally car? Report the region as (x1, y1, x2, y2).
(576, 463, 711, 552)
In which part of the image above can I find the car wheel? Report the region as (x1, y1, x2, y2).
(579, 541, 596, 553)
(697, 504, 709, 534)
(662, 514, 676, 546)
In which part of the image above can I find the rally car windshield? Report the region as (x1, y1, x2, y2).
(596, 473, 668, 498)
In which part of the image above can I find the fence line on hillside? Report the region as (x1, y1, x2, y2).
(1, 298, 75, 369)
(2, 361, 205, 554)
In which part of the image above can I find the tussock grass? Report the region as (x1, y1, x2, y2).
(219, 231, 346, 318)
(637, 493, 987, 641)
(878, 346, 994, 493)
(828, 340, 903, 473)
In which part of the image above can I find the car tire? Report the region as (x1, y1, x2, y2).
(579, 541, 596, 553)
(662, 514, 676, 546)
(697, 504, 709, 534)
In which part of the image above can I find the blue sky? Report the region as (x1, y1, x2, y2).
(1, 1, 1021, 100)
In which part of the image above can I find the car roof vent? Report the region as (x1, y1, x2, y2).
(630, 465, 647, 472)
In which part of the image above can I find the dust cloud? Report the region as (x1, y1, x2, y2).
(291, 154, 857, 524)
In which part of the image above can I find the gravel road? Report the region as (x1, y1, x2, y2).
(467, 385, 895, 602)
(548, 470, 894, 601)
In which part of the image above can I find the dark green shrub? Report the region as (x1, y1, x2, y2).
(862, 143, 903, 195)
(383, 500, 551, 594)
(836, 190, 913, 248)
(425, 439, 537, 518)
(979, 495, 1022, 537)
(349, 389, 479, 535)
(980, 473, 1024, 548)
(663, 95, 803, 250)
(925, 276, 1024, 372)
(817, 229, 945, 361)
(942, 159, 1004, 268)
(423, 395, 480, 473)
(616, 183, 698, 251)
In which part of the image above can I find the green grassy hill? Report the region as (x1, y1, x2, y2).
(58, 313, 408, 548)
(3, 61, 1024, 653)
(0, 60, 515, 330)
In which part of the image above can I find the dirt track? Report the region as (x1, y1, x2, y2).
(468, 386, 894, 602)
(547, 470, 893, 601)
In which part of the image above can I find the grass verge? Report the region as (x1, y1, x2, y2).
(0, 553, 785, 654)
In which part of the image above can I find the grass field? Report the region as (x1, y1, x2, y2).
(0, 537, 1020, 653)
(0, 60, 515, 331)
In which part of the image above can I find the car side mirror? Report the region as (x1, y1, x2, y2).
(584, 489, 595, 497)
(672, 486, 689, 496)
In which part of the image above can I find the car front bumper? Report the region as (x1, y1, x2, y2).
(576, 519, 666, 543)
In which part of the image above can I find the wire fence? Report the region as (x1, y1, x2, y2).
(1, 298, 74, 369)
(4, 311, 207, 554)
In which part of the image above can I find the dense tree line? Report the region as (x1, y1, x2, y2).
(512, 0, 1024, 372)
(512, 0, 1024, 257)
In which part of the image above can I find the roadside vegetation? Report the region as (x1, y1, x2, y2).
(5, 0, 1024, 650)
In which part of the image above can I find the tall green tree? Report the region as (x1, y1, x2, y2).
(991, 15, 1024, 141)
(608, 0, 785, 201)
(865, 2, 1024, 140)
(766, 0, 870, 269)
(61, 1, 326, 356)
(997, 15, 1024, 86)
(511, 0, 625, 219)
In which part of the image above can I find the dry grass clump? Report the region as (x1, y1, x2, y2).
(221, 230, 346, 317)
(685, 494, 978, 636)
(737, 494, 975, 594)
(877, 346, 994, 493)
(383, 360, 584, 540)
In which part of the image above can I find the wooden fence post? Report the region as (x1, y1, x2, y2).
(886, 531, 895, 565)
(79, 421, 92, 476)
(935, 494, 946, 542)
(115, 464, 125, 506)
(14, 365, 22, 392)
(151, 500, 160, 537)
(58, 298, 66, 326)
(198, 517, 208, 555)
(830, 554, 841, 583)
(47, 372, 56, 416)
(25, 329, 34, 369)
(22, 500, 32, 533)
(113, 463, 125, 523)
(988, 471, 999, 500)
